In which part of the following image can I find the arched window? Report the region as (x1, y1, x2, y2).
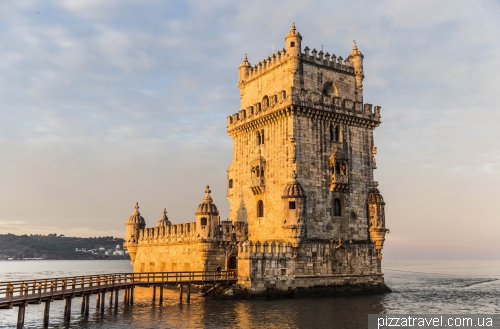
(290, 42, 295, 47)
(257, 200, 264, 217)
(256, 166, 260, 177)
(261, 130, 265, 144)
(330, 125, 339, 142)
(334, 199, 341, 216)
(335, 162, 340, 175)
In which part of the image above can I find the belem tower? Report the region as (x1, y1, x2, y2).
(124, 23, 390, 297)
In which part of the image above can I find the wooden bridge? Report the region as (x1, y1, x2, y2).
(0, 270, 237, 328)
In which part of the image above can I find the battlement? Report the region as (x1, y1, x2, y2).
(138, 222, 198, 244)
(238, 240, 294, 258)
(300, 46, 354, 73)
(240, 48, 289, 82)
(227, 99, 382, 131)
(136, 220, 248, 245)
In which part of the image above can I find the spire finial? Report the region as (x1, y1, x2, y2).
(244, 53, 247, 61)
(291, 170, 297, 180)
(132, 202, 140, 215)
(163, 208, 167, 216)
(353, 40, 357, 49)
(292, 21, 295, 29)
(374, 181, 379, 188)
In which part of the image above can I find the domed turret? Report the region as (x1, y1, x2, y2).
(156, 208, 171, 227)
(196, 185, 219, 214)
(127, 202, 146, 226)
(282, 179, 306, 198)
(367, 182, 389, 261)
(281, 172, 306, 247)
(195, 185, 219, 240)
(347, 40, 364, 90)
(238, 54, 251, 86)
(285, 22, 302, 56)
(124, 202, 146, 265)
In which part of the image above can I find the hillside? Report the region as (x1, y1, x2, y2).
(0, 234, 130, 260)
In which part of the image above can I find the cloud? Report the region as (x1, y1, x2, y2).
(0, 1, 499, 259)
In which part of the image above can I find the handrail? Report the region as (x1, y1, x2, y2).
(0, 270, 237, 303)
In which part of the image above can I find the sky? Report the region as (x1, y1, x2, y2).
(0, 0, 499, 260)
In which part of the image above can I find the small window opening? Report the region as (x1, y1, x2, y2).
(257, 200, 264, 217)
(228, 179, 233, 189)
(290, 42, 295, 47)
(334, 199, 341, 216)
(200, 217, 207, 226)
(289, 201, 296, 209)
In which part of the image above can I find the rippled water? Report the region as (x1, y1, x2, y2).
(0, 260, 498, 328)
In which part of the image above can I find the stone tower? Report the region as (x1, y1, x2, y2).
(227, 23, 390, 295)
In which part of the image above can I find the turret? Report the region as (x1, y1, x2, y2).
(195, 185, 220, 240)
(156, 208, 171, 227)
(285, 22, 302, 57)
(367, 182, 390, 260)
(281, 172, 306, 247)
(124, 202, 146, 264)
(348, 40, 364, 90)
(238, 54, 251, 87)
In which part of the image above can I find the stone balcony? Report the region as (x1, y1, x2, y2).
(329, 174, 349, 192)
(250, 177, 265, 195)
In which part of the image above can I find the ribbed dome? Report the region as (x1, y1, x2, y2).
(285, 22, 302, 41)
(282, 172, 306, 198)
(349, 40, 363, 58)
(156, 208, 171, 227)
(368, 182, 385, 204)
(196, 185, 219, 214)
(127, 202, 146, 225)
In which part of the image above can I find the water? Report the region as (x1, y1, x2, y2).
(0, 260, 498, 328)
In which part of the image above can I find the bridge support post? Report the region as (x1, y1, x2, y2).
(17, 304, 25, 329)
(152, 286, 156, 304)
(43, 301, 51, 327)
(84, 294, 90, 317)
(64, 297, 71, 322)
(124, 287, 128, 304)
(100, 291, 105, 313)
(187, 283, 191, 302)
(159, 285, 163, 305)
(81, 295, 85, 313)
(114, 289, 119, 310)
(130, 287, 134, 305)
(96, 293, 100, 309)
(179, 285, 183, 301)
(109, 290, 113, 307)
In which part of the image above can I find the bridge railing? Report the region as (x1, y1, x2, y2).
(0, 270, 237, 301)
(0, 274, 133, 301)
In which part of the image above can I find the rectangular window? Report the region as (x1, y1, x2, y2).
(228, 179, 233, 189)
(200, 217, 207, 226)
(289, 201, 296, 209)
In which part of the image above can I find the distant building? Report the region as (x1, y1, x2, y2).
(124, 23, 389, 296)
